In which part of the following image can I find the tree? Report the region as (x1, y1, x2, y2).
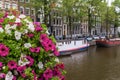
(31, 0, 58, 24)
(83, 0, 106, 35)
(113, 0, 120, 37)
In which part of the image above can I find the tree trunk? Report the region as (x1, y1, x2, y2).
(88, 8, 91, 36)
(68, 16, 72, 39)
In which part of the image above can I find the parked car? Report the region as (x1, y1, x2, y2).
(99, 34, 106, 39)
(85, 36, 93, 41)
(92, 35, 100, 40)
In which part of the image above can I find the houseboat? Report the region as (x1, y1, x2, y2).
(57, 39, 89, 56)
(96, 38, 120, 47)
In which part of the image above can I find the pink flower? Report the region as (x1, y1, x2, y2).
(0, 73, 5, 79)
(53, 49, 60, 56)
(53, 69, 61, 76)
(0, 62, 3, 67)
(3, 12, 8, 18)
(15, 23, 22, 27)
(59, 75, 65, 80)
(26, 56, 34, 66)
(34, 22, 43, 32)
(41, 41, 47, 47)
(13, 76, 16, 80)
(34, 22, 40, 26)
(8, 60, 17, 70)
(0, 18, 4, 24)
(32, 70, 37, 80)
(47, 43, 55, 51)
(0, 43, 9, 57)
(57, 63, 65, 70)
(44, 46, 49, 52)
(30, 47, 40, 53)
(17, 66, 26, 73)
(0, 25, 2, 28)
(38, 74, 44, 80)
(27, 33, 34, 38)
(35, 26, 42, 32)
(35, 47, 40, 53)
(30, 47, 35, 53)
(21, 73, 26, 78)
(17, 66, 26, 78)
(40, 34, 49, 42)
(43, 68, 53, 80)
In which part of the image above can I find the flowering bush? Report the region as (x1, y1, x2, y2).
(0, 11, 66, 80)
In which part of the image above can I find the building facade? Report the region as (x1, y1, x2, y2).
(81, 19, 88, 37)
(50, 10, 63, 40)
(18, 0, 36, 21)
(0, 0, 36, 21)
(0, 0, 18, 10)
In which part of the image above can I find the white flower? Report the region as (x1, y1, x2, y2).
(18, 59, 30, 66)
(5, 71, 13, 80)
(22, 29, 28, 35)
(28, 23, 35, 32)
(55, 58, 59, 63)
(11, 24, 17, 29)
(46, 30, 50, 35)
(7, 15, 15, 19)
(5, 29, 11, 35)
(5, 24, 11, 35)
(18, 54, 30, 66)
(0, 28, 4, 33)
(19, 14, 26, 19)
(24, 19, 30, 23)
(5, 24, 11, 30)
(24, 43, 31, 48)
(38, 62, 43, 69)
(15, 31, 21, 40)
(2, 66, 6, 69)
(15, 18, 21, 23)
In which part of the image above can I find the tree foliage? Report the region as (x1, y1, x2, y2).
(31, 0, 120, 35)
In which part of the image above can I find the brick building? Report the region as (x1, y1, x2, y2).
(18, 0, 36, 21)
(0, 0, 18, 10)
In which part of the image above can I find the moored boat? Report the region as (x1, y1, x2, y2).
(96, 38, 120, 47)
(57, 39, 89, 56)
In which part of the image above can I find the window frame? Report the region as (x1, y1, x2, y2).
(25, 7, 30, 15)
(25, 0, 30, 3)
(19, 0, 24, 2)
(19, 6, 24, 14)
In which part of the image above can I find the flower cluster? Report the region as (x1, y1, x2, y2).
(0, 11, 65, 80)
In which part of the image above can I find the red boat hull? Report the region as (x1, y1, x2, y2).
(96, 40, 120, 47)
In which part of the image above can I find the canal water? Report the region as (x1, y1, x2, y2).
(60, 46, 120, 80)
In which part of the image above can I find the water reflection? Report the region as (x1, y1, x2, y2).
(60, 46, 120, 80)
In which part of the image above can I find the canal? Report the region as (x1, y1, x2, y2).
(60, 46, 120, 80)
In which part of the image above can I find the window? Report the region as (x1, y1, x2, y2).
(59, 19, 62, 25)
(57, 19, 59, 25)
(53, 18, 55, 25)
(31, 9, 35, 15)
(4, 2, 10, 10)
(56, 29, 58, 35)
(25, 0, 30, 3)
(25, 8, 30, 15)
(12, 0, 16, 2)
(0, 1, 3, 9)
(20, 6, 24, 14)
(19, 0, 24, 2)
(12, 4, 17, 9)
